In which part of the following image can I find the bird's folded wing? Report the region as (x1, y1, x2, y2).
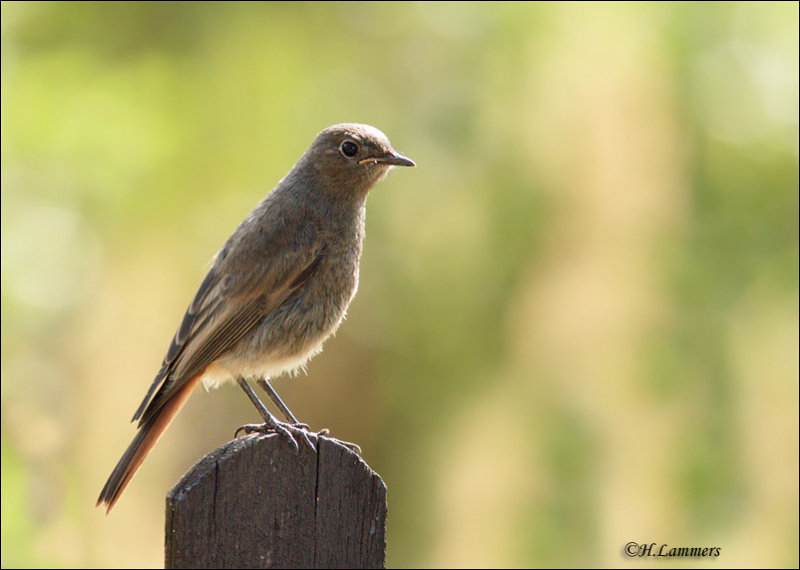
(132, 221, 322, 426)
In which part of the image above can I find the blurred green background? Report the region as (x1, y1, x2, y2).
(1, 1, 797, 568)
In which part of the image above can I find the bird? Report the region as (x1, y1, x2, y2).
(97, 123, 415, 512)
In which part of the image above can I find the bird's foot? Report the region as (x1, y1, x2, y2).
(235, 419, 316, 453)
(317, 428, 362, 455)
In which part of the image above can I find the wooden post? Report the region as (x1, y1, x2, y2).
(165, 432, 387, 569)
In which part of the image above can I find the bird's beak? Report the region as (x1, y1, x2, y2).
(359, 151, 416, 167)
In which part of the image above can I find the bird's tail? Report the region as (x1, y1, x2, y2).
(97, 377, 199, 513)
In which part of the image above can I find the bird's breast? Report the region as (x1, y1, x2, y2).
(202, 231, 363, 388)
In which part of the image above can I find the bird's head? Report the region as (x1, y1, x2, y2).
(304, 123, 415, 194)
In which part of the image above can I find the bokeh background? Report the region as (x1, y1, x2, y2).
(2, 2, 798, 568)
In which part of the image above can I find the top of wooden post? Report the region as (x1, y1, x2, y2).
(165, 431, 387, 569)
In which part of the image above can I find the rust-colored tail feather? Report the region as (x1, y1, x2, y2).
(97, 377, 199, 513)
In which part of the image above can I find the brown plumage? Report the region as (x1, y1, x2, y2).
(97, 124, 414, 512)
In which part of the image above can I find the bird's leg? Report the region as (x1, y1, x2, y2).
(255, 378, 307, 428)
(236, 376, 276, 425)
(254, 379, 362, 456)
(234, 377, 315, 452)
(250, 378, 361, 456)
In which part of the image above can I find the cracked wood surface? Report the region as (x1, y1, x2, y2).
(165, 432, 386, 569)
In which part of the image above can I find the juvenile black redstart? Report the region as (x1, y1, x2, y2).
(97, 123, 414, 512)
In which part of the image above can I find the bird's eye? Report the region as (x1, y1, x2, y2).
(340, 140, 359, 158)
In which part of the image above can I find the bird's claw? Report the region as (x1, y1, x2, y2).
(316, 428, 362, 455)
(235, 420, 317, 453)
(234, 422, 360, 455)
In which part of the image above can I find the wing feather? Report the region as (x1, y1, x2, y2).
(132, 219, 323, 426)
